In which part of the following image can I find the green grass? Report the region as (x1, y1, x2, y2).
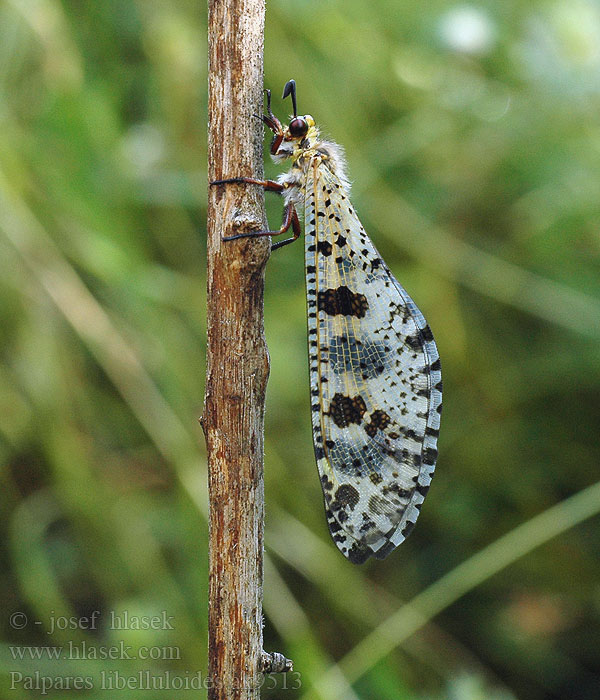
(1, 1, 599, 698)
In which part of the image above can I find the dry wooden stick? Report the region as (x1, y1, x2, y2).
(203, 0, 291, 697)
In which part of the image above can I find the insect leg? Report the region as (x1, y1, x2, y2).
(210, 177, 284, 192)
(271, 206, 301, 250)
(222, 202, 300, 247)
(212, 177, 299, 247)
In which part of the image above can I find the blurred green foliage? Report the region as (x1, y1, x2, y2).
(1, 1, 599, 698)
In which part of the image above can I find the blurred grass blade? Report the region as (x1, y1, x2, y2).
(0, 170, 205, 504)
(309, 479, 600, 700)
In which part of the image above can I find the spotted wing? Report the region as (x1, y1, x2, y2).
(303, 159, 442, 563)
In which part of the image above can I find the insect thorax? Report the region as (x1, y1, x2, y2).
(276, 134, 351, 208)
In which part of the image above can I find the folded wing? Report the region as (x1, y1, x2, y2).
(303, 159, 442, 563)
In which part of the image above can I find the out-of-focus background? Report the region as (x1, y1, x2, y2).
(1, 1, 599, 698)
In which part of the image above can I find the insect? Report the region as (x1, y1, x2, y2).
(212, 80, 442, 563)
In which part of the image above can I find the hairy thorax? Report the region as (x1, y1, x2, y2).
(275, 133, 351, 209)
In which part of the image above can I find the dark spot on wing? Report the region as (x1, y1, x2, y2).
(318, 286, 369, 318)
(347, 543, 371, 564)
(331, 484, 360, 510)
(364, 409, 392, 437)
(317, 240, 332, 256)
(405, 334, 421, 350)
(328, 393, 367, 428)
(420, 325, 434, 342)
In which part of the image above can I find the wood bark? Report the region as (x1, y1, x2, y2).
(203, 1, 269, 698)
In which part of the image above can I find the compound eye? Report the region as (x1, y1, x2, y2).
(288, 117, 308, 138)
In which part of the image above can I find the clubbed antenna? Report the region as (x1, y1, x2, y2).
(282, 79, 297, 117)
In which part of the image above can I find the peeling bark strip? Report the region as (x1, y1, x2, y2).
(204, 1, 269, 698)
